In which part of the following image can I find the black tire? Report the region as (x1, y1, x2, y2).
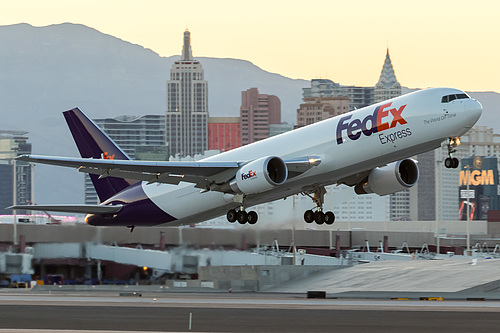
(304, 210, 315, 223)
(315, 211, 325, 225)
(237, 210, 248, 224)
(247, 211, 258, 224)
(452, 157, 459, 169)
(444, 157, 452, 169)
(227, 209, 237, 223)
(325, 211, 335, 225)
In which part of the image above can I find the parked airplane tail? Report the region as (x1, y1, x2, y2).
(63, 108, 138, 202)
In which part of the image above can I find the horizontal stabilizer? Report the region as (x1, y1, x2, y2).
(8, 204, 123, 214)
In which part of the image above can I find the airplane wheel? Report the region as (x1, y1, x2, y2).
(452, 158, 459, 168)
(325, 211, 335, 225)
(237, 210, 248, 224)
(444, 158, 452, 168)
(227, 209, 237, 223)
(247, 211, 258, 224)
(304, 210, 315, 223)
(314, 211, 325, 225)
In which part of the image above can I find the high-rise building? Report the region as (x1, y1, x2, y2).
(302, 49, 401, 113)
(208, 117, 241, 152)
(0, 131, 32, 214)
(296, 96, 350, 128)
(302, 79, 374, 111)
(84, 114, 166, 204)
(269, 122, 294, 137)
(93, 115, 166, 157)
(374, 49, 401, 103)
(302, 79, 339, 98)
(165, 30, 209, 157)
(240, 88, 281, 145)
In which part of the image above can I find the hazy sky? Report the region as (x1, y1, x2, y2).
(2, 0, 499, 92)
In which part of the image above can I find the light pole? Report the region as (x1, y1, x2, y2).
(464, 165, 470, 255)
(435, 155, 440, 255)
(465, 165, 471, 254)
(12, 158, 18, 245)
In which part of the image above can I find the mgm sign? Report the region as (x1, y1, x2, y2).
(459, 169, 495, 186)
(459, 156, 499, 220)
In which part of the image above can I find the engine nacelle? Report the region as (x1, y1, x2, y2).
(355, 159, 419, 196)
(230, 156, 288, 194)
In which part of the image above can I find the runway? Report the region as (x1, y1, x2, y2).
(1, 291, 500, 332)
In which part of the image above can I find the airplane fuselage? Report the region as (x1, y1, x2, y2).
(85, 87, 482, 227)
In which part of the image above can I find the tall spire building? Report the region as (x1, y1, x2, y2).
(374, 49, 411, 220)
(374, 49, 401, 103)
(166, 30, 209, 157)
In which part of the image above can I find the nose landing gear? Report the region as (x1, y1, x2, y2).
(302, 186, 335, 225)
(444, 137, 460, 169)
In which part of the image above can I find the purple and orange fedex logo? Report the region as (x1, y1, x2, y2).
(336, 102, 410, 145)
(241, 170, 257, 180)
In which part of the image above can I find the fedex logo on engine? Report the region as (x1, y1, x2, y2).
(336, 102, 408, 144)
(241, 170, 257, 180)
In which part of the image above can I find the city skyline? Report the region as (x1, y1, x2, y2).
(1, 0, 499, 93)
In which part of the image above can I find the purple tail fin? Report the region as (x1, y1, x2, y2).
(63, 108, 138, 202)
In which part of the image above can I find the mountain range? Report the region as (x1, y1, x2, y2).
(0, 23, 498, 204)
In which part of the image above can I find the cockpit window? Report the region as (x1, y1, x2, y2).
(441, 93, 470, 103)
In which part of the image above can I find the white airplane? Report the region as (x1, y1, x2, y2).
(10, 88, 482, 230)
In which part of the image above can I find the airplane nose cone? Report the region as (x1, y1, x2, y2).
(465, 99, 483, 123)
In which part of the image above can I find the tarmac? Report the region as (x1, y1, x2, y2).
(3, 257, 500, 332)
(1, 291, 500, 332)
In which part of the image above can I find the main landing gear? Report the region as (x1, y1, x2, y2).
(227, 209, 258, 224)
(302, 186, 335, 225)
(226, 194, 258, 225)
(444, 137, 460, 169)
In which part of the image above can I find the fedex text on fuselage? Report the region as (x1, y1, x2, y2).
(336, 102, 409, 145)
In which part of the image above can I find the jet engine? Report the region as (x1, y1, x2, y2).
(229, 156, 288, 194)
(355, 159, 419, 196)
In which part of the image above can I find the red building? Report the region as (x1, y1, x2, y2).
(208, 117, 241, 152)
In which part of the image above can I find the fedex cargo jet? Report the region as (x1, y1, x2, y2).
(10, 88, 482, 230)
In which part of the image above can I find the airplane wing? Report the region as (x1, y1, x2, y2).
(16, 154, 320, 191)
(8, 204, 123, 214)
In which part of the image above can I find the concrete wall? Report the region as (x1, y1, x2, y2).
(5, 221, 494, 250)
(199, 265, 342, 291)
(0, 224, 441, 249)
